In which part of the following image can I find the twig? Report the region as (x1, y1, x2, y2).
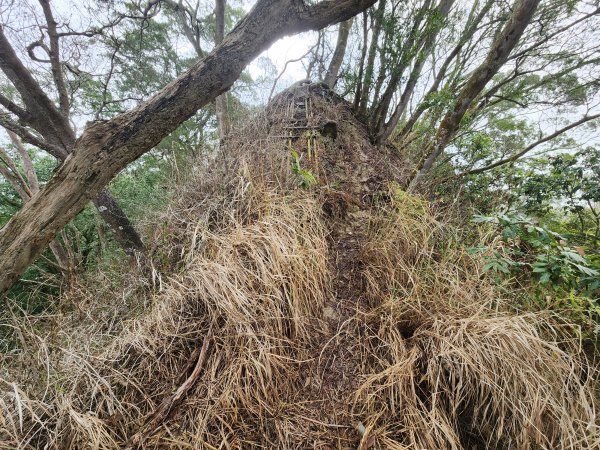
(268, 43, 318, 102)
(125, 326, 213, 448)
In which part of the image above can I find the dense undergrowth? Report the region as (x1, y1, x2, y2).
(0, 87, 598, 449)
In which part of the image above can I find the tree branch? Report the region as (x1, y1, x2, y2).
(38, 0, 71, 118)
(0, 25, 75, 151)
(7, 131, 39, 192)
(458, 113, 600, 177)
(0, 93, 32, 122)
(0, 146, 31, 199)
(0, 112, 67, 159)
(408, 0, 542, 191)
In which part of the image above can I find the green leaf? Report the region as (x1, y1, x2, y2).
(539, 272, 552, 284)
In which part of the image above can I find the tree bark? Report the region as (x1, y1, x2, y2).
(408, 0, 541, 191)
(376, 0, 455, 144)
(215, 0, 230, 140)
(0, 20, 144, 256)
(323, 17, 353, 88)
(8, 130, 39, 192)
(0, 0, 377, 297)
(0, 138, 75, 277)
(93, 189, 145, 254)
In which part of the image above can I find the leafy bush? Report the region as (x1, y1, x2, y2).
(470, 213, 598, 289)
(469, 213, 599, 336)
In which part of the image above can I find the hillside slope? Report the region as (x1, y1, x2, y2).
(1, 83, 597, 449)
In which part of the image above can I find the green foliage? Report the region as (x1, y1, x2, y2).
(290, 150, 316, 188)
(469, 212, 599, 336)
(471, 213, 598, 291)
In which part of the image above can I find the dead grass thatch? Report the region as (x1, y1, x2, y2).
(0, 83, 597, 449)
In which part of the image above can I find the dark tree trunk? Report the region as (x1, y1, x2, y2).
(93, 189, 145, 254)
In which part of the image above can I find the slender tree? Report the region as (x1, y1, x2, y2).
(408, 0, 541, 190)
(215, 0, 231, 139)
(323, 18, 353, 88)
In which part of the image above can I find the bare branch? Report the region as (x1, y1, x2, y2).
(7, 130, 38, 192)
(268, 44, 317, 102)
(26, 37, 51, 63)
(38, 0, 71, 118)
(510, 6, 600, 61)
(0, 25, 75, 151)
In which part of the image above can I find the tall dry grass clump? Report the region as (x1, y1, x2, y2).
(355, 187, 598, 449)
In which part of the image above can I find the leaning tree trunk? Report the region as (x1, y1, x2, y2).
(408, 0, 541, 191)
(215, 0, 230, 140)
(0, 0, 377, 297)
(358, 0, 386, 115)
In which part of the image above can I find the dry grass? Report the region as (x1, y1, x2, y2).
(356, 188, 598, 449)
(1, 124, 331, 448)
(0, 85, 597, 449)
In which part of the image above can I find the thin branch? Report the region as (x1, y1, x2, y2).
(26, 37, 51, 63)
(7, 130, 39, 192)
(0, 146, 31, 199)
(38, 0, 71, 118)
(459, 113, 600, 177)
(268, 43, 318, 102)
(509, 7, 600, 61)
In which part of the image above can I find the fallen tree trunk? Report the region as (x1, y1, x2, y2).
(0, 0, 376, 297)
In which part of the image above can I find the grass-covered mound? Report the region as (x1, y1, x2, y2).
(1, 83, 596, 449)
